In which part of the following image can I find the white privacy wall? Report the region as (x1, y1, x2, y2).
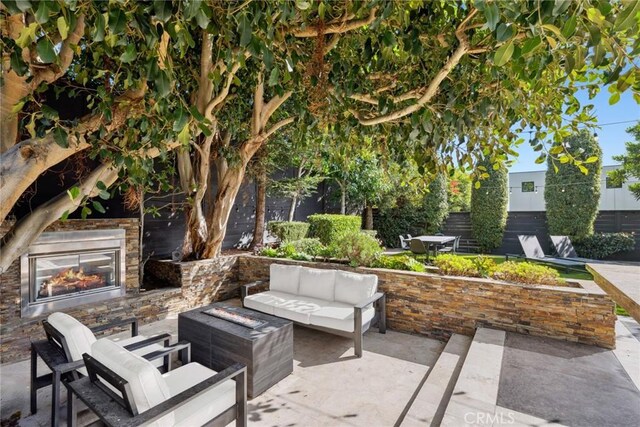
(508, 165, 640, 212)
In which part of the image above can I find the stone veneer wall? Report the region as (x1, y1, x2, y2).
(238, 256, 616, 349)
(0, 219, 241, 363)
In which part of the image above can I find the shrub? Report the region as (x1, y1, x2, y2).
(307, 214, 362, 245)
(267, 221, 310, 242)
(334, 232, 383, 267)
(433, 254, 479, 277)
(373, 255, 426, 272)
(261, 247, 279, 257)
(472, 255, 497, 278)
(545, 130, 602, 239)
(374, 199, 426, 247)
(288, 238, 325, 256)
(361, 229, 378, 238)
(572, 232, 635, 259)
(470, 160, 508, 252)
(424, 173, 449, 234)
(492, 261, 563, 286)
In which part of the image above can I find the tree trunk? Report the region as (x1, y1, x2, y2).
(201, 165, 246, 258)
(249, 152, 267, 251)
(339, 182, 347, 214)
(364, 204, 374, 229)
(0, 164, 118, 273)
(288, 195, 298, 221)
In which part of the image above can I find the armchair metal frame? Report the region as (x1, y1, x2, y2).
(65, 345, 247, 427)
(32, 317, 176, 427)
(241, 281, 386, 357)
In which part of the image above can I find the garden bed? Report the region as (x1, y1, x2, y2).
(239, 255, 616, 349)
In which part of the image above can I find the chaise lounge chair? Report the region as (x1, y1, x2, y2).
(507, 235, 586, 272)
(550, 235, 598, 263)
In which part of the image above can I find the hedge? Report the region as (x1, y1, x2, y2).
(424, 173, 449, 234)
(545, 130, 601, 239)
(470, 160, 508, 252)
(572, 232, 635, 259)
(267, 221, 309, 242)
(307, 214, 362, 245)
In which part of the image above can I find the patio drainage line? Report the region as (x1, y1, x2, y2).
(393, 364, 435, 427)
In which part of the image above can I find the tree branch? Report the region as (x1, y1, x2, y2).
(261, 116, 295, 141)
(353, 8, 477, 126)
(293, 7, 378, 37)
(260, 90, 293, 127)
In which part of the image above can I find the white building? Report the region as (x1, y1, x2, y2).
(508, 165, 640, 212)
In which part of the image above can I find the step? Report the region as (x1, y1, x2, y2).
(401, 334, 473, 426)
(440, 328, 506, 426)
(614, 317, 640, 391)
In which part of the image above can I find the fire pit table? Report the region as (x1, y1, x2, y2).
(178, 302, 293, 398)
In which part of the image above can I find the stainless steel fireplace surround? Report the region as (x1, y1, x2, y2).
(20, 229, 126, 318)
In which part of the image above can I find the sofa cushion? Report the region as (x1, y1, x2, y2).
(309, 302, 376, 333)
(243, 291, 296, 315)
(91, 339, 170, 414)
(161, 362, 236, 427)
(334, 271, 378, 305)
(269, 264, 301, 295)
(273, 295, 327, 324)
(298, 267, 336, 301)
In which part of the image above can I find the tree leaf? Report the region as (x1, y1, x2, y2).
(10, 100, 25, 114)
(53, 126, 68, 148)
(155, 70, 171, 96)
(81, 205, 92, 219)
(178, 124, 190, 145)
(67, 186, 81, 200)
(494, 41, 514, 66)
(239, 14, 252, 46)
(295, 0, 311, 10)
(36, 37, 57, 63)
(561, 16, 577, 38)
(585, 156, 599, 163)
(552, 0, 571, 16)
(153, 0, 172, 22)
(60, 210, 70, 221)
(614, 1, 640, 31)
(496, 23, 514, 42)
(108, 8, 127, 35)
(92, 200, 106, 214)
(57, 16, 69, 40)
(268, 66, 280, 86)
(609, 92, 620, 105)
(34, 0, 50, 24)
(16, 22, 38, 48)
(96, 180, 107, 191)
(120, 44, 137, 63)
(195, 9, 209, 29)
(484, 3, 499, 31)
(93, 13, 106, 41)
(520, 36, 541, 55)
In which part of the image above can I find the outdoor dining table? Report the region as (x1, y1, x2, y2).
(414, 235, 457, 260)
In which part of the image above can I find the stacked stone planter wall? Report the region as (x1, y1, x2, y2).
(238, 256, 616, 349)
(0, 220, 241, 363)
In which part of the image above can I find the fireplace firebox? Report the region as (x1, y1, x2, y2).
(20, 229, 126, 317)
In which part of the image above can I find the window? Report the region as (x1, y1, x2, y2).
(606, 177, 622, 189)
(521, 181, 535, 192)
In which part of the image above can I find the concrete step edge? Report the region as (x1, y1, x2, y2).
(400, 333, 473, 427)
(440, 327, 506, 427)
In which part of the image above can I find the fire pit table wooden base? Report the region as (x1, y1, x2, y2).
(178, 302, 293, 399)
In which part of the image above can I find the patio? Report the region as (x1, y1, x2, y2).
(2, 303, 639, 427)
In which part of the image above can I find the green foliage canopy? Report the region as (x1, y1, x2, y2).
(608, 123, 640, 200)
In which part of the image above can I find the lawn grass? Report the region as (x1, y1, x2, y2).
(388, 251, 593, 281)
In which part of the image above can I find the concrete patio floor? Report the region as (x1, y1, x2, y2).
(2, 312, 639, 427)
(0, 316, 445, 427)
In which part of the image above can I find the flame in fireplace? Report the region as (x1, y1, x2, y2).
(39, 268, 107, 298)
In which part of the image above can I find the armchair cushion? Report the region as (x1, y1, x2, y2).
(298, 267, 336, 301)
(269, 264, 301, 295)
(91, 339, 170, 414)
(161, 363, 236, 427)
(309, 302, 375, 333)
(334, 271, 378, 305)
(47, 312, 96, 375)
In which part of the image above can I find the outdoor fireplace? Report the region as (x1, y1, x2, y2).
(20, 229, 126, 317)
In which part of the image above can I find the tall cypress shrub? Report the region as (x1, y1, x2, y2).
(545, 130, 601, 239)
(470, 160, 508, 252)
(423, 173, 449, 234)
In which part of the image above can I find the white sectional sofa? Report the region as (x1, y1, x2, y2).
(242, 264, 386, 357)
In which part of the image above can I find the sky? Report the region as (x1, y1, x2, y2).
(509, 89, 639, 173)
